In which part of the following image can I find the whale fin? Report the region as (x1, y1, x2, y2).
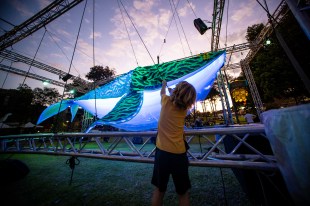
(70, 104, 79, 122)
(37, 100, 72, 124)
(100, 91, 143, 123)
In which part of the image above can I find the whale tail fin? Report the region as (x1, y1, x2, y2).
(37, 100, 76, 125)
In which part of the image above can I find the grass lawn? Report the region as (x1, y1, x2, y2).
(1, 154, 251, 206)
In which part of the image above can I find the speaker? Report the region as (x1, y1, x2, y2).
(194, 18, 209, 35)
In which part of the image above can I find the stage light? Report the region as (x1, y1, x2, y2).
(194, 18, 211, 35)
(43, 80, 49, 86)
(62, 73, 73, 82)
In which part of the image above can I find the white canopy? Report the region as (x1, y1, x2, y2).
(23, 122, 43, 128)
(0, 123, 11, 128)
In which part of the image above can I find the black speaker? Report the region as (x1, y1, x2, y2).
(194, 18, 209, 35)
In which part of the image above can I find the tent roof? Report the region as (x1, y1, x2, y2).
(23, 122, 43, 128)
(0, 123, 12, 128)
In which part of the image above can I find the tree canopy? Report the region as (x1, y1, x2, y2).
(86, 65, 116, 82)
(246, 10, 310, 109)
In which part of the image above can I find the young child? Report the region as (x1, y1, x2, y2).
(151, 80, 197, 206)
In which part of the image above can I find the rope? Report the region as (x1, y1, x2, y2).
(119, 0, 155, 65)
(158, 0, 181, 57)
(53, 0, 88, 133)
(46, 30, 80, 75)
(117, 0, 139, 66)
(186, 0, 198, 18)
(220, 168, 228, 206)
(1, 61, 12, 89)
(169, 0, 186, 56)
(66, 156, 80, 185)
(46, 30, 104, 66)
(21, 29, 46, 87)
(93, 0, 98, 120)
(224, 0, 230, 47)
(171, 0, 192, 55)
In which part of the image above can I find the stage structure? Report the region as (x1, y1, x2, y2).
(37, 50, 226, 132)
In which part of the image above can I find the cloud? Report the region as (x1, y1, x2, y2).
(37, 0, 51, 10)
(110, 0, 171, 55)
(56, 28, 72, 38)
(11, 0, 34, 18)
(89, 32, 102, 39)
(231, 1, 256, 22)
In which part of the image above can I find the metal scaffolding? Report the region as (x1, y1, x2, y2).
(0, 126, 277, 171)
(0, 0, 84, 51)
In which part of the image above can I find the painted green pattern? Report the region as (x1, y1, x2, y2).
(131, 51, 224, 91)
(100, 91, 143, 123)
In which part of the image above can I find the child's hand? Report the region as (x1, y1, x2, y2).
(162, 80, 167, 87)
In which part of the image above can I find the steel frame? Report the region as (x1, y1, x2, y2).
(0, 126, 277, 171)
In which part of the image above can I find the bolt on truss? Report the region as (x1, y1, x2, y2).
(0, 126, 277, 171)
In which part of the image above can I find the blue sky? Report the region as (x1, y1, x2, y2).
(0, 0, 281, 91)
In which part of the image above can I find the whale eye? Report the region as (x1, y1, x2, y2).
(142, 76, 147, 81)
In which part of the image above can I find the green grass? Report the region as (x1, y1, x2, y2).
(1, 154, 251, 206)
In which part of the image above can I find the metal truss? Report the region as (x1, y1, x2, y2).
(0, 0, 84, 51)
(0, 126, 277, 171)
(243, 0, 287, 64)
(81, 110, 94, 132)
(1, 49, 73, 80)
(240, 0, 288, 117)
(211, 0, 225, 52)
(0, 63, 65, 87)
(240, 61, 264, 116)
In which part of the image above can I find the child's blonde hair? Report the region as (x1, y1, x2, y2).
(170, 81, 196, 110)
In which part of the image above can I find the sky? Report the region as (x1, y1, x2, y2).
(0, 0, 282, 94)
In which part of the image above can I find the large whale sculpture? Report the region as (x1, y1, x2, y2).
(37, 50, 226, 131)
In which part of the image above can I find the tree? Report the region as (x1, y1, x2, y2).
(205, 86, 220, 117)
(246, 10, 310, 109)
(86, 65, 116, 82)
(32, 87, 61, 106)
(245, 23, 264, 42)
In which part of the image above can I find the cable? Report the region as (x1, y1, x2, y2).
(46, 29, 80, 76)
(45, 30, 104, 67)
(158, 0, 181, 57)
(119, 0, 155, 65)
(1, 61, 12, 89)
(117, 0, 139, 66)
(171, 0, 192, 55)
(93, 0, 98, 120)
(224, 0, 230, 47)
(21, 29, 47, 87)
(53, 0, 88, 133)
(66, 156, 80, 185)
(220, 168, 228, 206)
(186, 0, 198, 19)
(169, 0, 186, 56)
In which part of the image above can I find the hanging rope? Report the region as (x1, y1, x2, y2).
(92, 0, 98, 120)
(186, 0, 198, 19)
(169, 0, 186, 56)
(158, 0, 181, 57)
(224, 0, 230, 47)
(117, 0, 139, 66)
(66, 156, 80, 185)
(53, 0, 88, 133)
(1, 61, 12, 89)
(171, 0, 192, 55)
(186, 0, 212, 49)
(46, 30, 104, 66)
(46, 30, 80, 76)
(119, 0, 155, 65)
(21, 29, 47, 87)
